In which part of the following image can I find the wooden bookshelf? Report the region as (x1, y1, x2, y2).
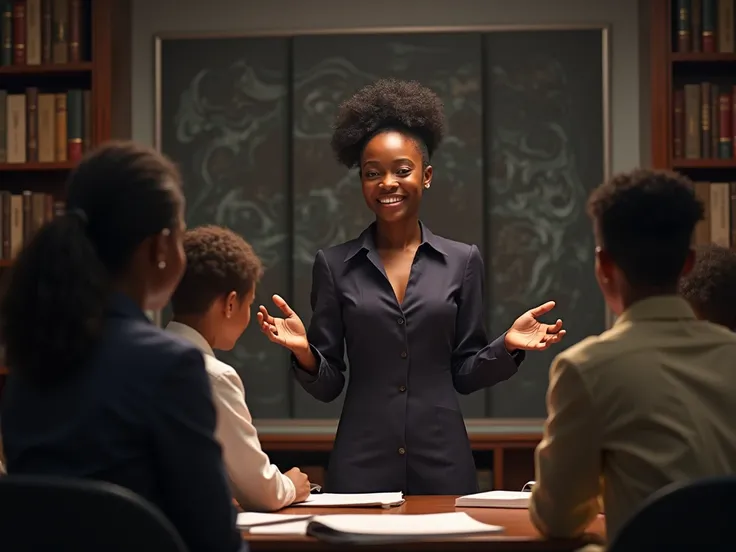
(0, 0, 131, 382)
(0, 0, 131, 259)
(651, 0, 736, 249)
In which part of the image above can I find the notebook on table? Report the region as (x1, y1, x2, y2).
(455, 481, 535, 508)
(239, 512, 504, 544)
(291, 492, 405, 508)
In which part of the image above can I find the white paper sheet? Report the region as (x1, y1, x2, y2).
(236, 512, 311, 529)
(455, 490, 531, 508)
(291, 492, 405, 508)
(249, 512, 503, 537)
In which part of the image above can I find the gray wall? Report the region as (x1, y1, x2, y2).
(131, 0, 648, 172)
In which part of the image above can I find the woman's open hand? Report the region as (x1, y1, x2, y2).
(257, 295, 308, 353)
(505, 301, 566, 352)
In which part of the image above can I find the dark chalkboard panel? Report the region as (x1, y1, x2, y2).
(159, 37, 293, 418)
(290, 32, 485, 419)
(155, 27, 608, 420)
(483, 30, 607, 417)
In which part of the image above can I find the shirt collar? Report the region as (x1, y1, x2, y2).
(343, 220, 447, 262)
(615, 295, 697, 326)
(166, 321, 216, 357)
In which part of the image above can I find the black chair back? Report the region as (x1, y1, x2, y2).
(0, 475, 188, 552)
(608, 475, 736, 551)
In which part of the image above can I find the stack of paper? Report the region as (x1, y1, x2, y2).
(238, 512, 503, 544)
(292, 492, 405, 508)
(455, 490, 531, 508)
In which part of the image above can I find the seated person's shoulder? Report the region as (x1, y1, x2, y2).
(110, 318, 205, 377)
(551, 331, 623, 377)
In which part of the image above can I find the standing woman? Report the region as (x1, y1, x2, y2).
(0, 142, 244, 552)
(258, 79, 566, 495)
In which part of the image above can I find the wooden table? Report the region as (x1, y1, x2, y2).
(244, 496, 606, 551)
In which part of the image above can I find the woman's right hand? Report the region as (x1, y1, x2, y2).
(257, 295, 308, 353)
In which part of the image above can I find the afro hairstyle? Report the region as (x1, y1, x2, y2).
(330, 78, 446, 169)
(679, 244, 736, 330)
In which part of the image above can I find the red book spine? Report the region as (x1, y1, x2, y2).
(67, 140, 83, 163)
(12, 0, 25, 65)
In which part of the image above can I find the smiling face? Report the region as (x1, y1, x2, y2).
(360, 130, 433, 223)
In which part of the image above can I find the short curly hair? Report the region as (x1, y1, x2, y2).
(330, 78, 446, 169)
(170, 225, 263, 316)
(587, 169, 704, 288)
(679, 244, 736, 330)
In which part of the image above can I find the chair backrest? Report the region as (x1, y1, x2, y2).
(608, 475, 736, 552)
(0, 475, 189, 552)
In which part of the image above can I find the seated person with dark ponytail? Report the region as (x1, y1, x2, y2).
(0, 142, 245, 552)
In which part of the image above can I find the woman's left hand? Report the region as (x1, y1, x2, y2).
(505, 301, 566, 352)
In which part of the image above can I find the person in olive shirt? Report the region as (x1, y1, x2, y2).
(530, 169, 736, 539)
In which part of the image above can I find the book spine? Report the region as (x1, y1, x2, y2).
(54, 92, 66, 161)
(40, 0, 50, 62)
(6, 94, 26, 163)
(0, 2, 11, 66)
(711, 84, 719, 155)
(68, 0, 79, 61)
(51, 0, 67, 63)
(0, 90, 6, 163)
(694, 182, 712, 245)
(701, 82, 712, 158)
(693, 0, 703, 51)
(12, 0, 25, 65)
(673, 89, 685, 159)
(718, 93, 732, 157)
(685, 84, 702, 158)
(677, 0, 692, 52)
(66, 88, 82, 162)
(37, 93, 55, 162)
(25, 0, 40, 64)
(703, 0, 718, 52)
(1, 192, 10, 259)
(82, 88, 90, 152)
(26, 86, 38, 162)
(718, 0, 735, 52)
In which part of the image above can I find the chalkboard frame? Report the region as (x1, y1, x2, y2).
(152, 24, 612, 419)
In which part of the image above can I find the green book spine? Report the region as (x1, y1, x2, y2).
(66, 89, 83, 162)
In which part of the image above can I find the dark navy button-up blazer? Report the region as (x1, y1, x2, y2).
(1, 293, 245, 552)
(292, 222, 525, 495)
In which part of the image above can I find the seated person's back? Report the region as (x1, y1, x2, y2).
(0, 142, 243, 552)
(530, 169, 736, 539)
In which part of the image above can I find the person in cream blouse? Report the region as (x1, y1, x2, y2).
(167, 225, 310, 511)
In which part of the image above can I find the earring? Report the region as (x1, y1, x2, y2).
(158, 260, 166, 270)
(161, 228, 171, 237)
(424, 183, 431, 189)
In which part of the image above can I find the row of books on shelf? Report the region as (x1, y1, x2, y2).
(693, 181, 736, 246)
(1, 0, 86, 66)
(0, 87, 90, 164)
(674, 0, 736, 53)
(673, 83, 736, 159)
(0, 191, 64, 261)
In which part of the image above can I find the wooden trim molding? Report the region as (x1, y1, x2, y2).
(255, 418, 544, 451)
